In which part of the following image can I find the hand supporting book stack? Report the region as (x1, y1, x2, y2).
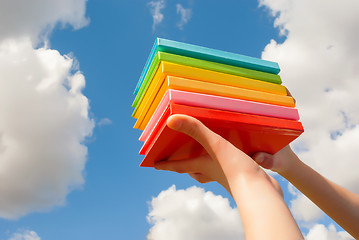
(132, 38, 303, 167)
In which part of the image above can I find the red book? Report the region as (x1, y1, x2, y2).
(139, 103, 303, 167)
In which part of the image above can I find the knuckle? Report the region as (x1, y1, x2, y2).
(191, 173, 209, 183)
(172, 161, 191, 174)
(173, 166, 186, 174)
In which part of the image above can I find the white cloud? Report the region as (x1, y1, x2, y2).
(0, 0, 89, 46)
(97, 118, 113, 127)
(147, 186, 356, 239)
(148, 0, 166, 31)
(0, 38, 94, 219)
(0, 0, 93, 219)
(290, 194, 323, 223)
(287, 183, 323, 223)
(260, 0, 359, 224)
(147, 185, 244, 240)
(305, 224, 354, 240)
(176, 4, 192, 30)
(8, 230, 41, 240)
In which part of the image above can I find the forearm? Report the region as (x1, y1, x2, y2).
(161, 115, 304, 238)
(281, 152, 359, 239)
(228, 171, 303, 240)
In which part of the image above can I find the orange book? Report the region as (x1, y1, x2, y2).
(132, 61, 287, 118)
(134, 75, 295, 130)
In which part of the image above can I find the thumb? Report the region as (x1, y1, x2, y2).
(252, 152, 275, 170)
(166, 114, 225, 158)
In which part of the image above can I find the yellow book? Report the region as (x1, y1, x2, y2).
(133, 61, 287, 119)
(134, 75, 295, 130)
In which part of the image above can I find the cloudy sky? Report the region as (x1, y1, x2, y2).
(0, 0, 358, 239)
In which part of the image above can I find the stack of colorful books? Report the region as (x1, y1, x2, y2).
(132, 38, 304, 167)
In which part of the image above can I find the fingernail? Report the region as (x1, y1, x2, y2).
(254, 154, 265, 164)
(167, 117, 182, 130)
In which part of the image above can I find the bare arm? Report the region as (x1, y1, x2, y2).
(155, 115, 303, 240)
(253, 146, 359, 239)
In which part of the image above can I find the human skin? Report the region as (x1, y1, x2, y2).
(253, 147, 359, 239)
(155, 114, 304, 240)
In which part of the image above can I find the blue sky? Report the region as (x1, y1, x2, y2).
(1, 0, 359, 239)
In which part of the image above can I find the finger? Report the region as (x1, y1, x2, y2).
(167, 114, 228, 157)
(188, 173, 213, 184)
(252, 152, 275, 170)
(285, 87, 296, 105)
(154, 155, 209, 174)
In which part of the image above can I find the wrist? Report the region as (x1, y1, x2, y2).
(277, 148, 303, 179)
(228, 165, 270, 193)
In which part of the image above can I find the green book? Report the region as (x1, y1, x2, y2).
(132, 51, 282, 109)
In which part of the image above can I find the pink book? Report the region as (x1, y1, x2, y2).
(139, 89, 299, 142)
